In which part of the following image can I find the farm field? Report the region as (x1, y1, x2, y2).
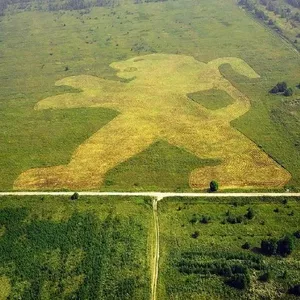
(0, 195, 153, 299)
(0, 0, 300, 191)
(158, 197, 300, 299)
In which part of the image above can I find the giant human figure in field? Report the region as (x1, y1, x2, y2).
(14, 54, 290, 190)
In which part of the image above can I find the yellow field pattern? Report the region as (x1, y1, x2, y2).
(14, 54, 291, 190)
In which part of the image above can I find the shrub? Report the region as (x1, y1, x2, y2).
(190, 215, 198, 225)
(276, 235, 294, 257)
(200, 215, 211, 224)
(226, 273, 250, 290)
(270, 81, 288, 94)
(245, 207, 255, 219)
(293, 230, 300, 239)
(259, 271, 272, 282)
(70, 192, 79, 200)
(274, 208, 280, 213)
(191, 231, 199, 239)
(209, 180, 219, 192)
(284, 87, 293, 96)
(289, 284, 300, 296)
(277, 82, 287, 92)
(270, 85, 279, 93)
(227, 215, 243, 224)
(242, 242, 251, 250)
(261, 239, 277, 255)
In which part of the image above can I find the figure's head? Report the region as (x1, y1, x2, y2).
(110, 54, 207, 91)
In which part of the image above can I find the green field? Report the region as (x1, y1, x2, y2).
(1, 195, 300, 299)
(0, 195, 153, 299)
(0, 0, 300, 191)
(158, 197, 300, 299)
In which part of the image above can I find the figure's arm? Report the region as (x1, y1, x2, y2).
(208, 57, 260, 79)
(35, 75, 126, 110)
(208, 58, 260, 121)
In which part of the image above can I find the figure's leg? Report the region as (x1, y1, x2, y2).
(164, 118, 291, 190)
(14, 113, 156, 190)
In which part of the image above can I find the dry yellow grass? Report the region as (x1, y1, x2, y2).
(14, 54, 291, 190)
(0, 276, 11, 300)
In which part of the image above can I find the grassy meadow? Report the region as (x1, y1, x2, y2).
(158, 197, 300, 299)
(0, 195, 153, 299)
(0, 0, 300, 190)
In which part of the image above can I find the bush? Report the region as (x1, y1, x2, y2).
(210, 180, 219, 192)
(289, 284, 300, 296)
(277, 82, 287, 92)
(293, 230, 300, 239)
(261, 235, 294, 257)
(226, 273, 250, 290)
(190, 215, 198, 225)
(71, 192, 79, 200)
(245, 207, 255, 220)
(284, 87, 293, 96)
(261, 239, 277, 255)
(269, 85, 279, 93)
(277, 235, 294, 257)
(270, 81, 288, 94)
(191, 231, 199, 238)
(259, 271, 272, 282)
(200, 215, 211, 224)
(242, 242, 251, 250)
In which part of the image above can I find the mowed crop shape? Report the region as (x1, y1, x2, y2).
(14, 54, 290, 190)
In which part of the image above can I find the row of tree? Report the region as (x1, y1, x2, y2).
(0, 0, 168, 15)
(238, 0, 300, 26)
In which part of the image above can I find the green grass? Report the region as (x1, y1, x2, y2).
(0, 195, 153, 299)
(158, 197, 300, 299)
(103, 141, 219, 191)
(0, 0, 300, 190)
(187, 89, 234, 110)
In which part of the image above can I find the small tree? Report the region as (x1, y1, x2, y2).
(269, 85, 279, 93)
(277, 81, 287, 92)
(289, 284, 300, 296)
(200, 215, 211, 224)
(261, 238, 277, 255)
(191, 231, 199, 238)
(245, 207, 255, 219)
(242, 242, 251, 249)
(284, 87, 293, 96)
(226, 273, 250, 290)
(277, 235, 294, 257)
(259, 271, 272, 282)
(210, 180, 219, 192)
(293, 230, 300, 239)
(71, 192, 79, 200)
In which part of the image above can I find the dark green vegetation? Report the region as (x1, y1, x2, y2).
(103, 141, 219, 191)
(269, 81, 295, 96)
(210, 180, 219, 192)
(0, 0, 300, 190)
(0, 107, 117, 190)
(187, 90, 234, 110)
(0, 196, 152, 299)
(238, 0, 300, 49)
(158, 197, 300, 299)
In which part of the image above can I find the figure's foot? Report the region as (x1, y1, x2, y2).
(189, 163, 291, 190)
(13, 165, 103, 190)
